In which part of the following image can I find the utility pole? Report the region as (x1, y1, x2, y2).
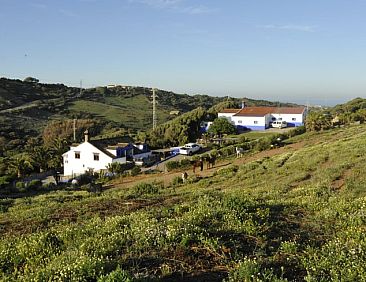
(79, 80, 83, 97)
(73, 119, 77, 142)
(152, 88, 157, 130)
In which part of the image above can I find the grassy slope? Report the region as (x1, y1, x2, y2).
(0, 125, 366, 281)
(2, 125, 366, 280)
(69, 95, 171, 130)
(0, 77, 301, 134)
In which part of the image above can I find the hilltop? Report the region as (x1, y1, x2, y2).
(1, 123, 366, 280)
(0, 77, 299, 153)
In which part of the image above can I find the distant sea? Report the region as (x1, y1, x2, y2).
(259, 97, 360, 107)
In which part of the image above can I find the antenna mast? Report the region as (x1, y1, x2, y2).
(152, 88, 157, 130)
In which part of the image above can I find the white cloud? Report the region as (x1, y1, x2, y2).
(129, 0, 182, 9)
(181, 5, 217, 15)
(259, 24, 316, 32)
(128, 0, 216, 15)
(30, 3, 47, 9)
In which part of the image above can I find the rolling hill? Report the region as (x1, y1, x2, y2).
(1, 124, 366, 280)
(0, 77, 299, 154)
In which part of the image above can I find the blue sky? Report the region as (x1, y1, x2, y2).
(1, 0, 366, 105)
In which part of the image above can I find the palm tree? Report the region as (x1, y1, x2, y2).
(48, 138, 69, 170)
(9, 156, 33, 178)
(29, 146, 50, 172)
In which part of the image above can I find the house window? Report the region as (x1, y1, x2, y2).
(292, 118, 296, 121)
(278, 118, 282, 121)
(75, 152, 80, 159)
(93, 153, 99, 161)
(272, 117, 276, 121)
(254, 121, 258, 124)
(238, 120, 242, 124)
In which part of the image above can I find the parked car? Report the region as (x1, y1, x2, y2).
(271, 121, 287, 129)
(179, 143, 201, 156)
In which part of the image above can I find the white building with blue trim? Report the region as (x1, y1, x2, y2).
(62, 131, 152, 177)
(218, 106, 307, 131)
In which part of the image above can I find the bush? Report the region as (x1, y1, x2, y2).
(42, 182, 57, 190)
(76, 173, 95, 185)
(130, 166, 141, 176)
(214, 165, 239, 177)
(98, 267, 132, 282)
(130, 181, 163, 197)
(254, 138, 272, 151)
(172, 176, 183, 186)
(166, 159, 192, 172)
(288, 125, 306, 137)
(179, 159, 191, 168)
(28, 179, 42, 190)
(15, 181, 26, 192)
(166, 161, 180, 171)
(0, 175, 14, 189)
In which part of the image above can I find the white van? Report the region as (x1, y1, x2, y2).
(271, 121, 287, 129)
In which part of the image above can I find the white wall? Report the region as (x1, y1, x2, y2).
(271, 113, 304, 126)
(218, 113, 236, 123)
(63, 142, 114, 176)
(133, 151, 152, 161)
(231, 115, 268, 130)
(112, 157, 127, 164)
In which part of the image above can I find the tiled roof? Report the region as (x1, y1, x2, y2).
(90, 141, 118, 158)
(220, 109, 241, 114)
(270, 107, 306, 114)
(234, 107, 272, 117)
(220, 107, 306, 117)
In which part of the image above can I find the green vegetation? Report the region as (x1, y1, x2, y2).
(1, 124, 366, 280)
(208, 117, 237, 136)
(141, 107, 208, 147)
(0, 77, 299, 154)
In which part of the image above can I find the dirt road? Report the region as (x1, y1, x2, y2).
(110, 141, 307, 190)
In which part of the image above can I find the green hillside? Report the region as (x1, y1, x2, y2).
(1, 124, 366, 280)
(0, 77, 300, 154)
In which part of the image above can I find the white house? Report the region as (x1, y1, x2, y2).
(62, 130, 152, 177)
(218, 106, 307, 131)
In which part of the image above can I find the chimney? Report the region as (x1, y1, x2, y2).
(241, 101, 246, 109)
(84, 129, 89, 142)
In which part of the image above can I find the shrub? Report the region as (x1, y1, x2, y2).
(288, 125, 306, 137)
(76, 173, 95, 185)
(172, 176, 183, 186)
(42, 182, 57, 190)
(130, 181, 163, 197)
(186, 175, 200, 184)
(98, 267, 132, 282)
(0, 175, 13, 189)
(28, 179, 42, 190)
(254, 138, 272, 151)
(166, 161, 180, 171)
(214, 165, 239, 177)
(15, 181, 26, 192)
(130, 166, 141, 176)
(179, 159, 191, 168)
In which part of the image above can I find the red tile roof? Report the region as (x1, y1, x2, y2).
(220, 109, 241, 113)
(220, 107, 306, 117)
(270, 107, 306, 114)
(234, 107, 272, 117)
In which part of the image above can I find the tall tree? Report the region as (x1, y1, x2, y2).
(48, 138, 69, 170)
(208, 117, 237, 136)
(9, 156, 33, 178)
